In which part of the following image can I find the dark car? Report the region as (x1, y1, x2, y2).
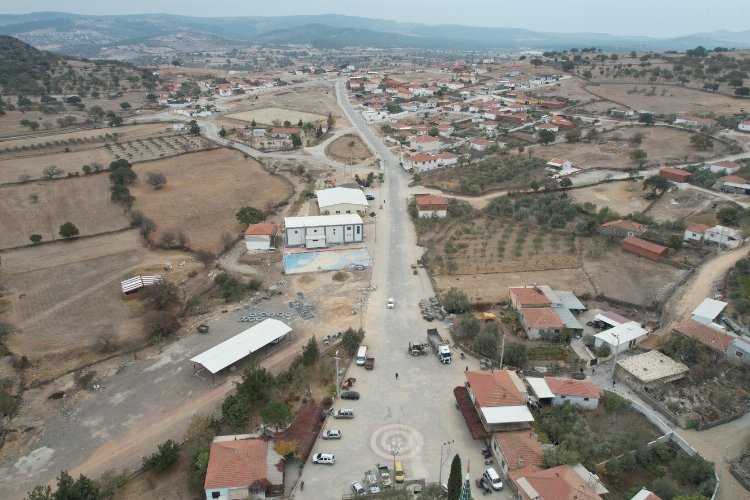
(341, 391, 360, 400)
(366, 194, 375, 201)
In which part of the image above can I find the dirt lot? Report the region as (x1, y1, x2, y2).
(581, 82, 748, 115)
(228, 107, 326, 126)
(129, 148, 293, 253)
(1, 230, 203, 384)
(538, 126, 730, 170)
(582, 245, 687, 305)
(324, 133, 373, 163)
(644, 186, 730, 223)
(0, 174, 130, 249)
(571, 180, 652, 214)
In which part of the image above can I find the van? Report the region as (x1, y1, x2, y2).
(333, 409, 354, 419)
(311, 453, 335, 465)
(394, 461, 405, 483)
(356, 345, 368, 365)
(483, 467, 502, 490)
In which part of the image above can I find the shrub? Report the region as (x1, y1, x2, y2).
(142, 439, 180, 472)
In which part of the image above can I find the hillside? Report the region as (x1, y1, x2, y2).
(0, 35, 157, 95)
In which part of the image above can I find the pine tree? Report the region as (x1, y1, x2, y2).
(447, 453, 462, 500)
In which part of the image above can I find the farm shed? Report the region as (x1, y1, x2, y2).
(622, 235, 668, 261)
(315, 187, 369, 215)
(190, 319, 292, 376)
(284, 214, 363, 249)
(244, 223, 278, 251)
(120, 275, 162, 295)
(615, 350, 688, 388)
(659, 167, 692, 183)
(691, 298, 727, 327)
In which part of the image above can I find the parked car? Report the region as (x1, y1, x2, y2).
(476, 477, 492, 494)
(351, 481, 366, 494)
(321, 429, 342, 439)
(341, 391, 360, 400)
(366, 194, 375, 201)
(311, 453, 335, 465)
(333, 408, 354, 419)
(387, 298, 395, 309)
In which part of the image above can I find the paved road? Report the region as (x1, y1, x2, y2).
(294, 79, 511, 498)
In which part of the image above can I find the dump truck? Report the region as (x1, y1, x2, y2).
(427, 328, 452, 364)
(408, 341, 429, 356)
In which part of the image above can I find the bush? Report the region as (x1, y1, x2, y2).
(341, 327, 365, 354)
(442, 287, 469, 314)
(141, 280, 180, 310)
(142, 439, 180, 472)
(58, 221, 79, 239)
(143, 310, 180, 339)
(651, 477, 682, 500)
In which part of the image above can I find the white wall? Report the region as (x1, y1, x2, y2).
(418, 209, 447, 218)
(320, 203, 368, 215)
(552, 394, 599, 410)
(245, 235, 271, 251)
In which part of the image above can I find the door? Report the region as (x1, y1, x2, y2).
(344, 225, 354, 242)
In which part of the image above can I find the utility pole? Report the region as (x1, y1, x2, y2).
(611, 332, 620, 380)
(334, 350, 341, 400)
(438, 440, 454, 487)
(499, 333, 506, 368)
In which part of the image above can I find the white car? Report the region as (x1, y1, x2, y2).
(351, 481, 366, 495)
(321, 429, 342, 440)
(387, 298, 395, 309)
(311, 453, 335, 465)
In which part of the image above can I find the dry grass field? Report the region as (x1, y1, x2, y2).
(538, 126, 730, 170)
(571, 181, 652, 214)
(0, 174, 130, 249)
(644, 187, 731, 223)
(325, 134, 373, 163)
(129, 148, 293, 253)
(228, 107, 326, 126)
(1, 231, 201, 384)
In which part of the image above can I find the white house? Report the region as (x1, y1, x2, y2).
(363, 109, 389, 122)
(415, 194, 448, 218)
(684, 223, 710, 243)
(410, 135, 441, 153)
(172, 123, 186, 132)
(691, 298, 727, 329)
(471, 138, 493, 151)
(546, 158, 574, 170)
(316, 187, 369, 215)
(244, 223, 278, 251)
(284, 214, 364, 249)
(544, 376, 602, 410)
(704, 160, 741, 174)
(739, 120, 750, 132)
(594, 321, 649, 355)
(704, 225, 745, 248)
(403, 152, 458, 172)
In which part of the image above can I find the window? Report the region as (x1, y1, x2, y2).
(561, 395, 567, 399)
(212, 492, 220, 499)
(583, 398, 589, 401)
(356, 226, 361, 235)
(737, 351, 744, 358)
(335, 210, 341, 214)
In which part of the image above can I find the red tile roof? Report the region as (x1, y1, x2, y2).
(465, 370, 525, 407)
(622, 235, 668, 255)
(518, 464, 602, 500)
(510, 287, 551, 307)
(600, 220, 645, 232)
(204, 437, 274, 489)
(472, 138, 492, 145)
(719, 175, 748, 184)
(245, 223, 278, 236)
(520, 307, 564, 328)
(412, 135, 440, 143)
(493, 431, 545, 471)
(713, 160, 739, 168)
(686, 223, 710, 234)
(544, 376, 602, 399)
(416, 194, 448, 208)
(271, 127, 302, 135)
(673, 319, 735, 353)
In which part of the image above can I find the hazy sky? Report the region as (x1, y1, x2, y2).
(4, 1, 750, 38)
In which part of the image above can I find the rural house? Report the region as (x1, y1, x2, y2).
(204, 434, 285, 499)
(284, 214, 364, 249)
(616, 351, 689, 389)
(546, 158, 574, 171)
(509, 286, 585, 340)
(597, 220, 647, 237)
(471, 138, 493, 151)
(691, 298, 727, 328)
(315, 187, 369, 215)
(461, 370, 534, 433)
(490, 430, 545, 480)
(244, 223, 278, 251)
(739, 120, 750, 132)
(270, 127, 303, 139)
(684, 223, 710, 243)
(704, 225, 745, 248)
(543, 377, 602, 410)
(714, 175, 750, 194)
(415, 194, 448, 218)
(659, 167, 692, 183)
(594, 321, 649, 355)
(704, 159, 741, 175)
(673, 319, 735, 354)
(403, 152, 458, 172)
(410, 135, 441, 152)
(727, 337, 750, 366)
(514, 464, 603, 500)
(621, 235, 668, 260)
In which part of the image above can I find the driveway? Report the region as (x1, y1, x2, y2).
(293, 78, 512, 498)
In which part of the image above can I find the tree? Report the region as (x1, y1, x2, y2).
(30, 470, 101, 500)
(189, 120, 200, 136)
(182, 413, 219, 457)
(81, 164, 92, 175)
(143, 310, 180, 339)
(196, 249, 215, 267)
(109, 159, 137, 185)
(273, 439, 302, 459)
(630, 149, 648, 167)
(146, 171, 167, 190)
(736, 87, 750, 97)
(473, 328, 499, 357)
(221, 394, 250, 427)
(236, 365, 275, 404)
(504, 343, 529, 368)
(717, 206, 740, 225)
(442, 287, 469, 314)
(341, 327, 365, 354)
(327, 112, 335, 129)
(638, 113, 655, 125)
(538, 129, 556, 145)
(260, 400, 294, 431)
(108, 116, 123, 127)
(530, 58, 543, 66)
(559, 177, 573, 189)
(141, 280, 180, 310)
(643, 175, 670, 195)
(428, 127, 439, 137)
(42, 165, 63, 179)
(120, 102, 131, 110)
(530, 180, 540, 192)
(29, 234, 43, 244)
(218, 127, 226, 138)
(455, 313, 481, 340)
(235, 206, 265, 225)
(447, 454, 462, 500)
(301, 336, 320, 366)
(564, 128, 582, 143)
(59, 222, 79, 239)
(690, 134, 714, 151)
(291, 133, 302, 148)
(143, 439, 180, 472)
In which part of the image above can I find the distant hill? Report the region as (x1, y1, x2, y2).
(0, 35, 156, 95)
(0, 12, 748, 58)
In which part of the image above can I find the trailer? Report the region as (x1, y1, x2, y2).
(427, 328, 452, 364)
(365, 357, 375, 370)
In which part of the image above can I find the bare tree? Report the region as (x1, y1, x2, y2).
(42, 165, 64, 179)
(28, 193, 39, 203)
(160, 230, 177, 249)
(195, 249, 216, 267)
(176, 230, 189, 249)
(221, 231, 235, 251)
(146, 171, 167, 190)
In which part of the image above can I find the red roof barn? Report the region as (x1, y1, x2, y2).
(659, 167, 692, 183)
(622, 235, 668, 261)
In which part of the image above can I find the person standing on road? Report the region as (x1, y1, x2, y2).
(395, 372, 398, 380)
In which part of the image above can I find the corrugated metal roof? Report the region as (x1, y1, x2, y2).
(691, 298, 727, 321)
(526, 377, 554, 399)
(553, 307, 583, 330)
(120, 275, 162, 293)
(481, 405, 534, 424)
(595, 321, 647, 346)
(315, 187, 368, 208)
(284, 213, 363, 228)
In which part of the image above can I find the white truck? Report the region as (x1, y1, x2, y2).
(427, 328, 452, 364)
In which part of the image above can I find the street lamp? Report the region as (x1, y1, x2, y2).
(388, 437, 402, 475)
(334, 350, 341, 400)
(438, 440, 454, 487)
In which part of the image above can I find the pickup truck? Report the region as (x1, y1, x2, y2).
(427, 328, 452, 364)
